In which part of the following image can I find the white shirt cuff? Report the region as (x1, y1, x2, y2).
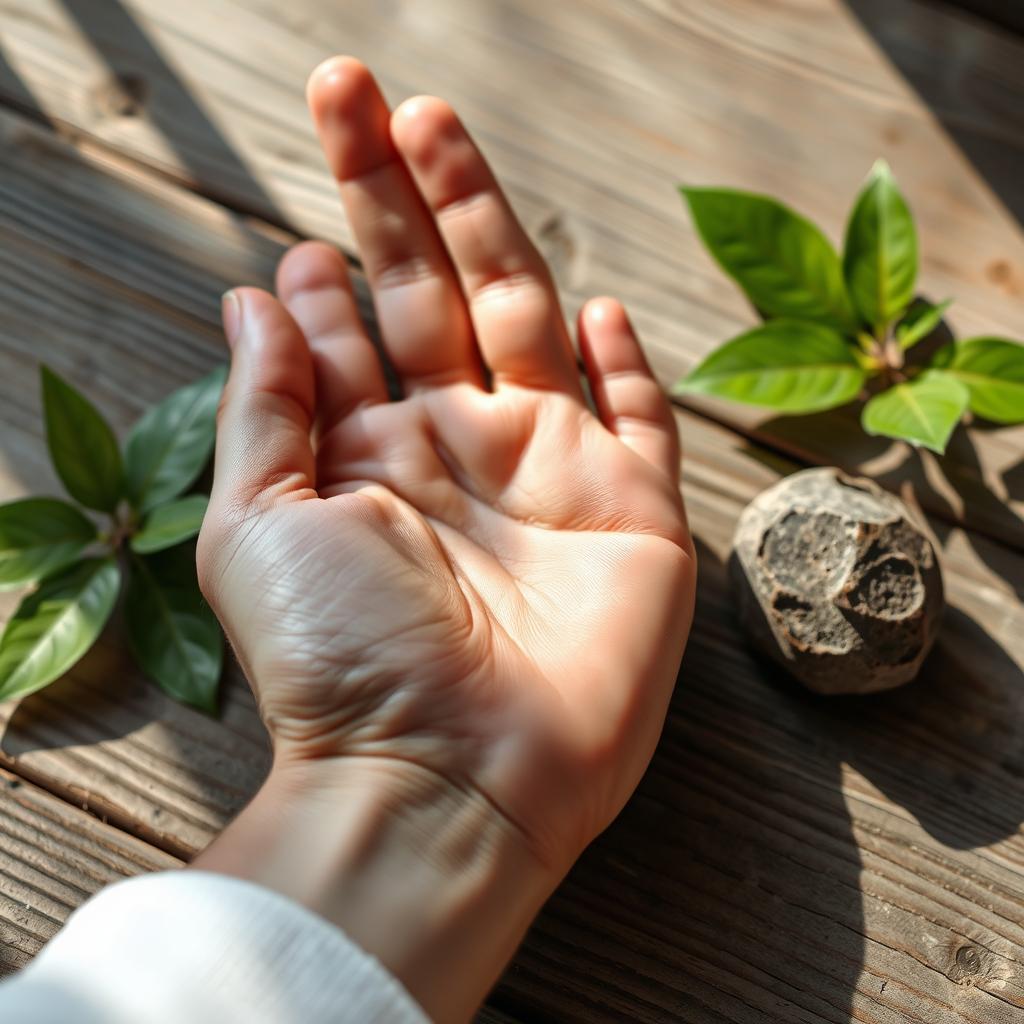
(0, 870, 430, 1024)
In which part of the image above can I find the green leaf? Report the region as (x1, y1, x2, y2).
(0, 498, 98, 589)
(680, 188, 856, 331)
(131, 495, 209, 554)
(0, 557, 120, 702)
(675, 320, 866, 413)
(897, 298, 952, 351)
(125, 547, 222, 713)
(843, 160, 918, 334)
(861, 370, 968, 453)
(930, 337, 1024, 423)
(124, 366, 226, 513)
(41, 366, 123, 513)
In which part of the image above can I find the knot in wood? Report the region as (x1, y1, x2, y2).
(730, 467, 943, 694)
(534, 210, 581, 287)
(955, 945, 981, 976)
(90, 72, 148, 119)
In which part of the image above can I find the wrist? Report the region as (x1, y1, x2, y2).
(192, 752, 560, 1023)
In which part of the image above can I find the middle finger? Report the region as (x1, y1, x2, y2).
(307, 57, 482, 393)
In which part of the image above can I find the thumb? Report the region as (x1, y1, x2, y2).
(210, 288, 316, 515)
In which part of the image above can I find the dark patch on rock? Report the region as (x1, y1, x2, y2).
(730, 467, 943, 694)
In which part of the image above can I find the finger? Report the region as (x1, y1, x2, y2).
(578, 298, 680, 481)
(210, 288, 316, 514)
(276, 241, 387, 434)
(390, 96, 582, 398)
(306, 57, 481, 392)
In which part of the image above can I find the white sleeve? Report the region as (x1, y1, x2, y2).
(0, 870, 430, 1024)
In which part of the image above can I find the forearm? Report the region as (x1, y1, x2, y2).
(191, 754, 560, 1023)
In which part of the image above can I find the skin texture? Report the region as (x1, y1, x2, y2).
(192, 57, 696, 1023)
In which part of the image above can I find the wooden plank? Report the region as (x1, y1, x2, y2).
(0, 766, 180, 977)
(1, 0, 1022, 549)
(0, 104, 1022, 1021)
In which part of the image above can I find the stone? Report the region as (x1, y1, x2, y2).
(730, 467, 943, 694)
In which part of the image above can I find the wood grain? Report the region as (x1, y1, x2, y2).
(0, 99, 1022, 1020)
(1, 0, 1022, 549)
(0, 766, 180, 978)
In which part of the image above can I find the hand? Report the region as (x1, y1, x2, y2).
(194, 57, 695, 1022)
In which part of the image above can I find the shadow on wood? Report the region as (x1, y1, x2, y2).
(1001, 458, 1024, 504)
(59, 0, 289, 227)
(0, 48, 48, 125)
(745, 404, 1024, 600)
(844, 0, 1024, 225)
(490, 533, 1024, 1020)
(489, 537, 870, 1022)
(941, 431, 1024, 598)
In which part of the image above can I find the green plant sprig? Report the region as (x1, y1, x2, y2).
(0, 365, 226, 712)
(676, 160, 1024, 453)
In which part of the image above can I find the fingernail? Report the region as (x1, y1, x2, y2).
(221, 290, 242, 349)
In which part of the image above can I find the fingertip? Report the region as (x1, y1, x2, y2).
(274, 241, 387, 424)
(228, 287, 278, 332)
(306, 57, 393, 180)
(276, 241, 349, 300)
(578, 295, 679, 478)
(390, 95, 498, 232)
(306, 56, 369, 113)
(579, 297, 646, 377)
(392, 94, 440, 122)
(391, 94, 456, 129)
(390, 95, 462, 163)
(222, 287, 276, 352)
(581, 296, 630, 334)
(223, 288, 314, 407)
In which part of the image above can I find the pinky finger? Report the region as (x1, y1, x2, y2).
(578, 298, 680, 482)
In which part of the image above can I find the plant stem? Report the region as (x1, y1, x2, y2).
(883, 336, 904, 371)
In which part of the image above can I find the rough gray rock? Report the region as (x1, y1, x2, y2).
(730, 467, 943, 694)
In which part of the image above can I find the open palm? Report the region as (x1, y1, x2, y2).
(198, 59, 695, 870)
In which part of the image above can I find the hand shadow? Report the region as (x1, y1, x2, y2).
(487, 537, 869, 1022)
(487, 537, 1023, 1022)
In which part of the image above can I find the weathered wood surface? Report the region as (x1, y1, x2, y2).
(2, 0, 1023, 550)
(0, 767, 180, 977)
(1, 101, 1023, 1021)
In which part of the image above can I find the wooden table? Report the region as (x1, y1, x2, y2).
(1, 2, 1022, 1020)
